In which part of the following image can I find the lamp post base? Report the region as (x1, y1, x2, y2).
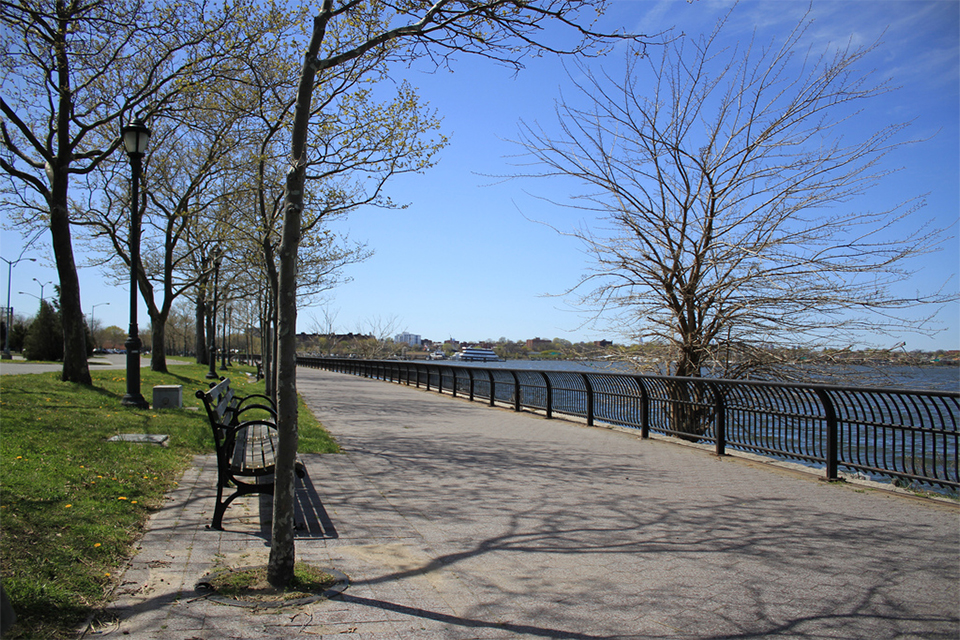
(123, 334, 149, 409)
(1, 351, 11, 360)
(121, 393, 149, 409)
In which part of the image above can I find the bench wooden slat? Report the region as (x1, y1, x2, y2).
(232, 423, 278, 473)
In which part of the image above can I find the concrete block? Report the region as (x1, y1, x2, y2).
(153, 385, 183, 409)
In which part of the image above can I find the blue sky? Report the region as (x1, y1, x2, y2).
(3, 0, 958, 351)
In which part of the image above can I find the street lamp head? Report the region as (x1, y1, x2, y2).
(1, 256, 36, 267)
(121, 118, 151, 156)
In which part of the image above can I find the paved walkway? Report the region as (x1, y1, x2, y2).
(0, 353, 153, 375)
(91, 367, 958, 639)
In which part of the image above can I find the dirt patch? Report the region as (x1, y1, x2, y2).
(196, 563, 349, 608)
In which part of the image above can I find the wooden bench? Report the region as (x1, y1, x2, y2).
(196, 378, 302, 530)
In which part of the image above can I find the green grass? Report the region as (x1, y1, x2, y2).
(0, 363, 339, 639)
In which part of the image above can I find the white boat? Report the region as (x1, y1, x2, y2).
(455, 347, 501, 362)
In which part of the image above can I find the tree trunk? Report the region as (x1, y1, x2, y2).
(263, 238, 279, 400)
(206, 296, 216, 368)
(50, 184, 91, 385)
(49, 22, 90, 386)
(150, 311, 168, 372)
(269, 167, 301, 586)
(268, 5, 333, 589)
(195, 285, 206, 365)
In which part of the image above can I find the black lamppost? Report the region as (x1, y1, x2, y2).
(206, 254, 220, 379)
(220, 298, 228, 371)
(121, 118, 150, 408)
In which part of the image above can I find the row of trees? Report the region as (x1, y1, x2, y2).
(1, 0, 443, 390)
(2, 0, 649, 589)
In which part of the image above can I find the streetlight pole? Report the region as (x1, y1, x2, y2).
(33, 278, 53, 301)
(120, 118, 150, 409)
(1, 255, 36, 359)
(90, 302, 110, 351)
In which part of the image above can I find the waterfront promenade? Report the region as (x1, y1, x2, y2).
(98, 366, 957, 638)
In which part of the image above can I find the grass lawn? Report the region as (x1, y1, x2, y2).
(0, 361, 339, 639)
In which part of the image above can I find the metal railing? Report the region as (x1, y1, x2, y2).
(297, 357, 960, 491)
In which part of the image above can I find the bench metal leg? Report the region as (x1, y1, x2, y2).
(209, 479, 275, 530)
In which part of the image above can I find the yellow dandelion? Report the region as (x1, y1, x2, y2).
(16, 456, 22, 460)
(131, 500, 138, 504)
(65, 504, 72, 508)
(118, 496, 128, 501)
(94, 543, 101, 548)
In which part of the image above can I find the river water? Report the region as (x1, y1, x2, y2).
(446, 359, 960, 393)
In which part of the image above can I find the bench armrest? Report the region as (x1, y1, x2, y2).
(234, 402, 277, 422)
(236, 393, 276, 409)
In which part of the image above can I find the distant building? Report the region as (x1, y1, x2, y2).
(526, 337, 553, 351)
(395, 332, 422, 347)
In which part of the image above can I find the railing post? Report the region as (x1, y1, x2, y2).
(510, 370, 521, 412)
(488, 370, 496, 407)
(582, 373, 594, 427)
(708, 381, 726, 456)
(541, 372, 552, 419)
(451, 367, 458, 398)
(815, 388, 840, 481)
(468, 368, 475, 402)
(638, 378, 650, 439)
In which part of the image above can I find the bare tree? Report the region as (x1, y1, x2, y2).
(517, 13, 953, 382)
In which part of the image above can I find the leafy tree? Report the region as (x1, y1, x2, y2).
(269, 0, 649, 587)
(23, 300, 62, 361)
(5, 314, 30, 353)
(516, 12, 953, 381)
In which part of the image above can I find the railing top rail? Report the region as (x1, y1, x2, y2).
(298, 356, 959, 399)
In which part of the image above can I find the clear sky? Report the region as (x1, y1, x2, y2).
(3, 0, 958, 351)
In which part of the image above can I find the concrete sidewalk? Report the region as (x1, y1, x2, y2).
(93, 367, 959, 639)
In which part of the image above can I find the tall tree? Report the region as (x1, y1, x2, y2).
(516, 14, 952, 380)
(0, 0, 251, 383)
(232, 28, 441, 398)
(270, 0, 649, 587)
